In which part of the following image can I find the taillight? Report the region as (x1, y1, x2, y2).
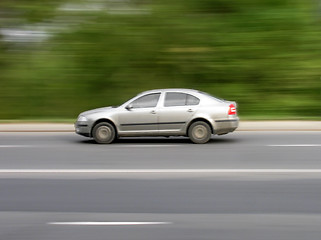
(228, 104, 236, 115)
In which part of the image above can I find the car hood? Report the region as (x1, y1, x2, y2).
(81, 106, 115, 116)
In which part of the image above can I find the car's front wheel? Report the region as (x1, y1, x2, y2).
(188, 121, 212, 144)
(92, 122, 116, 144)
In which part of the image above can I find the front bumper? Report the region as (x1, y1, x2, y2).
(74, 121, 91, 137)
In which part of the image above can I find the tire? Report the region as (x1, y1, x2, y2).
(92, 122, 116, 144)
(188, 121, 212, 144)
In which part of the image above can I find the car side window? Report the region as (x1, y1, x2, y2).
(164, 92, 200, 107)
(186, 94, 200, 105)
(130, 93, 161, 108)
(164, 93, 186, 107)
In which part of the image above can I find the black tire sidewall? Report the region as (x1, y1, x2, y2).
(92, 122, 116, 144)
(188, 121, 211, 144)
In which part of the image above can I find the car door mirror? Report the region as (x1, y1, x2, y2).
(125, 104, 133, 111)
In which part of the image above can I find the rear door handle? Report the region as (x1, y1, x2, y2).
(187, 109, 194, 112)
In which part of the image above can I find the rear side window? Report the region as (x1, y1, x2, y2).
(164, 93, 200, 107)
(186, 94, 200, 105)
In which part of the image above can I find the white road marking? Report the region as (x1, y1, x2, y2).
(0, 145, 33, 148)
(0, 144, 182, 148)
(268, 144, 321, 147)
(2, 169, 321, 173)
(48, 222, 172, 226)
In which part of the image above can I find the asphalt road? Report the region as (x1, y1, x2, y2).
(0, 131, 321, 240)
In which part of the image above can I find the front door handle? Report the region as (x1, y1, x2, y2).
(187, 109, 194, 112)
(150, 110, 156, 114)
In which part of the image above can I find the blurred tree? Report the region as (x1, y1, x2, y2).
(0, 0, 320, 119)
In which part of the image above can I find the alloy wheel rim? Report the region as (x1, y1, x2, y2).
(193, 125, 207, 139)
(97, 126, 111, 140)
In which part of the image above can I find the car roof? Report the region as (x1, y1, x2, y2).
(140, 88, 200, 95)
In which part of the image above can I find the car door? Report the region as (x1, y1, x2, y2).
(157, 92, 200, 134)
(118, 93, 161, 134)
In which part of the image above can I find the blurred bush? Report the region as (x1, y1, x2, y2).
(0, 0, 320, 119)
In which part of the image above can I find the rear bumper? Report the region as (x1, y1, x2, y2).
(214, 118, 239, 135)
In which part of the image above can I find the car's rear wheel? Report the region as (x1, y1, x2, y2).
(92, 122, 116, 144)
(188, 121, 212, 144)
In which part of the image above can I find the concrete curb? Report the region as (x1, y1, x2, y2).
(0, 124, 73, 132)
(237, 121, 321, 131)
(0, 121, 320, 132)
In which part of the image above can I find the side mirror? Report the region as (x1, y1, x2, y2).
(125, 104, 133, 111)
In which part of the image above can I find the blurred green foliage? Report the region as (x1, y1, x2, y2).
(0, 0, 320, 119)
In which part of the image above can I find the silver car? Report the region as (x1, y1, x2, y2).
(75, 89, 239, 144)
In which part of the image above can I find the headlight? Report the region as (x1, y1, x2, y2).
(77, 116, 88, 122)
